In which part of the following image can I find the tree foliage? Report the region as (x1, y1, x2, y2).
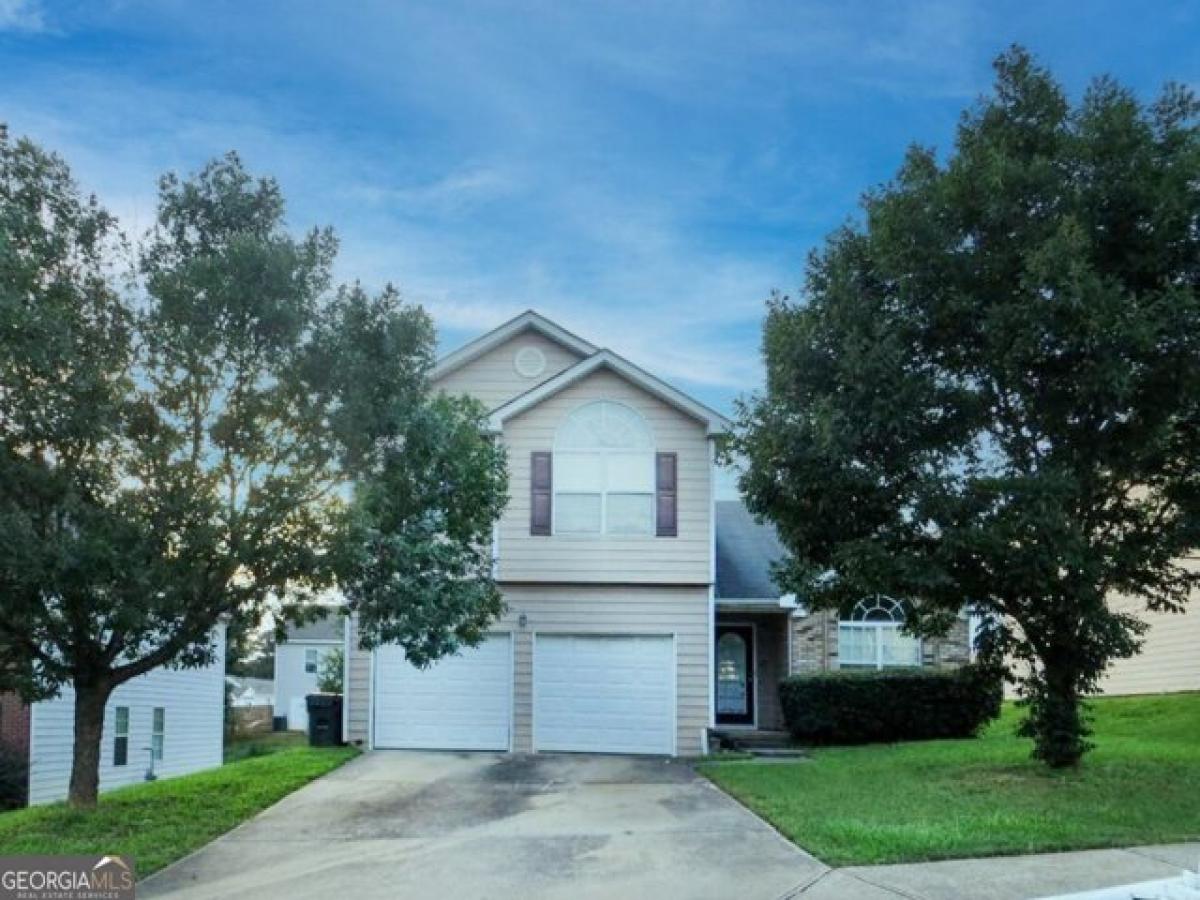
(734, 48, 1200, 767)
(0, 133, 507, 805)
(316, 646, 344, 695)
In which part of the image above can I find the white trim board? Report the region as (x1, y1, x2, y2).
(487, 350, 732, 437)
(431, 310, 597, 381)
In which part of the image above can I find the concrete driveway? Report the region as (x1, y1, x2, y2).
(141, 751, 825, 899)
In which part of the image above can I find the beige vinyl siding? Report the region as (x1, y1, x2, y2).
(345, 585, 711, 756)
(503, 585, 709, 755)
(1102, 556, 1200, 696)
(498, 368, 712, 584)
(345, 613, 372, 746)
(433, 331, 584, 411)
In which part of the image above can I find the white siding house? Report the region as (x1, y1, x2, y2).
(27, 626, 226, 806)
(274, 615, 342, 731)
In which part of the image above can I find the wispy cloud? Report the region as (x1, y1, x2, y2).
(0, 0, 45, 32)
(2, 0, 1194, 411)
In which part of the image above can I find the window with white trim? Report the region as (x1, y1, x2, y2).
(305, 648, 319, 674)
(113, 706, 129, 767)
(553, 401, 655, 535)
(838, 596, 922, 669)
(152, 707, 165, 760)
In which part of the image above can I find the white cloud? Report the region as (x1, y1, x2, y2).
(0, 0, 45, 32)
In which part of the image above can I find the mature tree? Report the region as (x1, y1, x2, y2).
(0, 134, 507, 806)
(735, 48, 1200, 767)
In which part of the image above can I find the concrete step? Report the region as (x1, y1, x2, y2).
(709, 729, 803, 755)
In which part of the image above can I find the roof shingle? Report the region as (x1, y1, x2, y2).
(714, 501, 789, 600)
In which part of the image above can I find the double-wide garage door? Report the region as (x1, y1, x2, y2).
(372, 633, 675, 755)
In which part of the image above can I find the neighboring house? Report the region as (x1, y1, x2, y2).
(0, 626, 226, 805)
(225, 676, 275, 708)
(342, 311, 972, 755)
(275, 614, 342, 731)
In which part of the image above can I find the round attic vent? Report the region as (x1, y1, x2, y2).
(514, 345, 547, 378)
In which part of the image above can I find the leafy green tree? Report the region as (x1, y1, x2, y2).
(0, 133, 507, 806)
(316, 646, 344, 694)
(735, 48, 1200, 767)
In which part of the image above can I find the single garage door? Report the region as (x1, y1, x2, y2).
(534, 634, 675, 755)
(374, 634, 512, 750)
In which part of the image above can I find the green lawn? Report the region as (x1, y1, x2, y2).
(699, 692, 1200, 866)
(223, 730, 308, 762)
(0, 743, 357, 877)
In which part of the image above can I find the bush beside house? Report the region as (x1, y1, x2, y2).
(779, 665, 1003, 744)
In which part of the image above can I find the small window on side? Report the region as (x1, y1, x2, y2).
(152, 707, 165, 761)
(305, 648, 318, 674)
(113, 706, 129, 767)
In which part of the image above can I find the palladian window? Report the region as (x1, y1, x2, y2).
(553, 401, 655, 535)
(838, 596, 922, 669)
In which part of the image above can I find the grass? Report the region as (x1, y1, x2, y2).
(0, 742, 358, 877)
(698, 692, 1200, 866)
(223, 730, 308, 762)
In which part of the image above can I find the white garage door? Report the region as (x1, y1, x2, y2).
(374, 634, 512, 751)
(534, 634, 675, 755)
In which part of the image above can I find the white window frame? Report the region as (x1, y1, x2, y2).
(113, 706, 129, 767)
(838, 596, 922, 670)
(152, 706, 166, 761)
(305, 648, 319, 674)
(552, 401, 655, 537)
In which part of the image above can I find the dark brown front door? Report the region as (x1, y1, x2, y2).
(715, 624, 755, 726)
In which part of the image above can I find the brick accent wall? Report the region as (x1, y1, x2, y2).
(0, 692, 30, 762)
(789, 610, 971, 673)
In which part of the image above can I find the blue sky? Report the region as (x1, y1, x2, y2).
(2, 0, 1198, 420)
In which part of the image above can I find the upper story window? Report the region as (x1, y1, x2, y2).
(553, 401, 655, 535)
(305, 648, 319, 673)
(838, 596, 922, 669)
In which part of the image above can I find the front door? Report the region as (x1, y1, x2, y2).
(715, 624, 755, 726)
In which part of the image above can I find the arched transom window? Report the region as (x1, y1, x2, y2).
(839, 596, 922, 669)
(553, 401, 655, 535)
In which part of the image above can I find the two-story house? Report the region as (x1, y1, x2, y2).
(341, 311, 971, 756)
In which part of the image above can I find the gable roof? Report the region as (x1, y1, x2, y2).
(715, 501, 788, 599)
(486, 349, 733, 436)
(430, 310, 597, 381)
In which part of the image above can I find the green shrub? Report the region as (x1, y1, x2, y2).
(779, 665, 1003, 745)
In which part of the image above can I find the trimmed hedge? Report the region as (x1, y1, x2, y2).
(779, 665, 1003, 745)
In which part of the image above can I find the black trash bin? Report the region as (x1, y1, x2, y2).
(305, 693, 343, 747)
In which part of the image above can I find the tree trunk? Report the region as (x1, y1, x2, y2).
(68, 680, 113, 809)
(1031, 653, 1088, 768)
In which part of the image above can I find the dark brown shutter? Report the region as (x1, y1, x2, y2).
(656, 452, 677, 537)
(530, 451, 552, 535)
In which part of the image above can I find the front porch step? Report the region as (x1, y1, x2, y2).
(709, 729, 808, 758)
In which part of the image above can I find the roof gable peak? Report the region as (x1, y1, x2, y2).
(431, 310, 597, 381)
